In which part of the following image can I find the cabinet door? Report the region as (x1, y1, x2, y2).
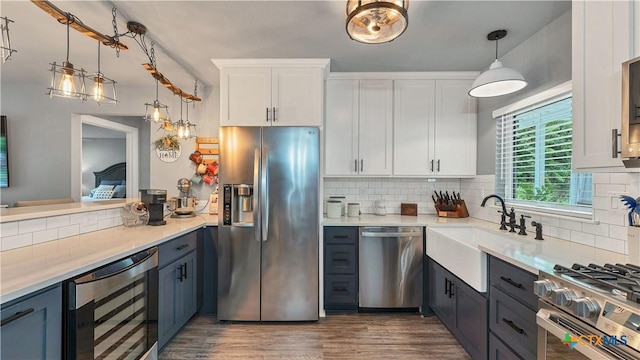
(454, 277, 488, 360)
(433, 80, 477, 176)
(0, 285, 62, 360)
(393, 80, 435, 176)
(572, 1, 634, 170)
(219, 67, 271, 126)
(272, 67, 323, 126)
(179, 251, 198, 323)
(158, 262, 180, 349)
(428, 258, 454, 329)
(325, 79, 359, 176)
(358, 79, 393, 176)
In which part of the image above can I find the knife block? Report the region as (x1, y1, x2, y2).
(435, 200, 469, 218)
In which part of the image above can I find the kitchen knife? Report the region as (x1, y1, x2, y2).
(445, 191, 450, 202)
(432, 195, 437, 204)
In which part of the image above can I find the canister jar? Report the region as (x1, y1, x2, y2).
(326, 200, 342, 219)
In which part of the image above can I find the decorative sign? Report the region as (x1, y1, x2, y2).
(156, 145, 181, 163)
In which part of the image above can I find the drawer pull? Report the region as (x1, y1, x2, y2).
(333, 235, 349, 239)
(444, 278, 449, 296)
(332, 258, 349, 263)
(333, 287, 348, 292)
(176, 244, 190, 251)
(1, 308, 34, 327)
(502, 318, 525, 334)
(500, 276, 524, 289)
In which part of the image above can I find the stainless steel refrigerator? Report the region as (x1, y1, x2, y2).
(217, 126, 319, 321)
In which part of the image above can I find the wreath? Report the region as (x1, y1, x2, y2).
(154, 134, 181, 151)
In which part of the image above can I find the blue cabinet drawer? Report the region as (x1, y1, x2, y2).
(489, 256, 537, 311)
(324, 227, 357, 244)
(489, 332, 524, 360)
(324, 274, 357, 306)
(325, 244, 357, 274)
(159, 231, 198, 269)
(489, 285, 537, 359)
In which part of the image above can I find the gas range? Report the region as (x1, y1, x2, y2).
(535, 263, 640, 358)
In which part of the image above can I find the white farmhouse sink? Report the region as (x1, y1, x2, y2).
(426, 227, 503, 292)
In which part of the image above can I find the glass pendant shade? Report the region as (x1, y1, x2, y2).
(92, 75, 103, 101)
(346, 0, 408, 44)
(468, 60, 527, 97)
(90, 42, 117, 104)
(59, 62, 76, 96)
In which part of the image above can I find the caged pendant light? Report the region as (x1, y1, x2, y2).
(174, 97, 197, 140)
(144, 79, 170, 123)
(48, 13, 86, 100)
(346, 0, 409, 44)
(90, 41, 117, 104)
(469, 30, 527, 98)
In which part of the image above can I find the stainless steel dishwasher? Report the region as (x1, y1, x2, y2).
(359, 226, 423, 309)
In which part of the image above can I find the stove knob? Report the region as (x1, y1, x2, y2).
(572, 298, 601, 319)
(533, 279, 557, 297)
(550, 288, 577, 306)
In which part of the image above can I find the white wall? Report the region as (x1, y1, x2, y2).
(82, 138, 126, 195)
(0, 80, 219, 206)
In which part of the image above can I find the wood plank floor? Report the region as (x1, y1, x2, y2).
(159, 313, 471, 359)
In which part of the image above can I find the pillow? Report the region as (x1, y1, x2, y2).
(113, 185, 127, 198)
(100, 180, 122, 186)
(93, 188, 115, 200)
(90, 184, 115, 198)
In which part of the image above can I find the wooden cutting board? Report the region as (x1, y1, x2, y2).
(401, 203, 417, 216)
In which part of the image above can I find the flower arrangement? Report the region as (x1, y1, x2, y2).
(154, 134, 181, 151)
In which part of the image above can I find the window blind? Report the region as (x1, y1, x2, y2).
(495, 94, 592, 214)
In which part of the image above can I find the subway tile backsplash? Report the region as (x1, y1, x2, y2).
(462, 174, 640, 255)
(323, 178, 462, 215)
(0, 209, 123, 251)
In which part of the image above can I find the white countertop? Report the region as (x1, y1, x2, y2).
(324, 214, 628, 276)
(1, 210, 627, 304)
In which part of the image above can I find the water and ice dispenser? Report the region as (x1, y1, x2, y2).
(222, 184, 254, 226)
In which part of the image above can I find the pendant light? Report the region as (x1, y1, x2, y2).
(469, 30, 527, 98)
(48, 13, 86, 100)
(91, 41, 117, 104)
(144, 79, 169, 123)
(174, 97, 196, 140)
(346, 0, 409, 44)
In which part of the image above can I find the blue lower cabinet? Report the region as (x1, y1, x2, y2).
(1, 285, 62, 359)
(324, 227, 359, 312)
(428, 257, 487, 359)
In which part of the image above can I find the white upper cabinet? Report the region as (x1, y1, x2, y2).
(324, 79, 393, 176)
(572, 0, 637, 170)
(433, 80, 477, 177)
(213, 59, 330, 127)
(393, 79, 476, 177)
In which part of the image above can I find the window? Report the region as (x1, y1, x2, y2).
(494, 84, 592, 216)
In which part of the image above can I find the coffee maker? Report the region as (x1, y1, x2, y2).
(140, 189, 167, 226)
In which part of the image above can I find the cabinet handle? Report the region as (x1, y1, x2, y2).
(354, 159, 358, 173)
(430, 159, 434, 172)
(273, 107, 277, 122)
(333, 235, 349, 239)
(612, 129, 621, 158)
(266, 107, 270, 122)
(502, 318, 525, 334)
(437, 159, 441, 172)
(177, 264, 183, 282)
(176, 244, 189, 251)
(332, 258, 349, 264)
(448, 280, 454, 298)
(500, 276, 524, 289)
(333, 286, 348, 292)
(1, 308, 34, 327)
(360, 159, 364, 172)
(444, 278, 449, 296)
(183, 262, 188, 279)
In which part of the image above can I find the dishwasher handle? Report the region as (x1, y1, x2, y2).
(361, 231, 421, 238)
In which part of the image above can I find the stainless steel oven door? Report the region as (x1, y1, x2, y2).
(537, 300, 637, 360)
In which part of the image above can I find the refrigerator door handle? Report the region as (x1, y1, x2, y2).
(261, 147, 269, 242)
(253, 147, 261, 242)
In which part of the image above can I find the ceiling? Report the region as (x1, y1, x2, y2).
(1, 0, 571, 92)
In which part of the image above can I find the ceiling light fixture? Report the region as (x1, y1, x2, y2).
(469, 29, 527, 98)
(346, 0, 409, 44)
(0, 16, 17, 62)
(175, 95, 197, 140)
(48, 13, 86, 100)
(144, 79, 170, 123)
(91, 41, 117, 104)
